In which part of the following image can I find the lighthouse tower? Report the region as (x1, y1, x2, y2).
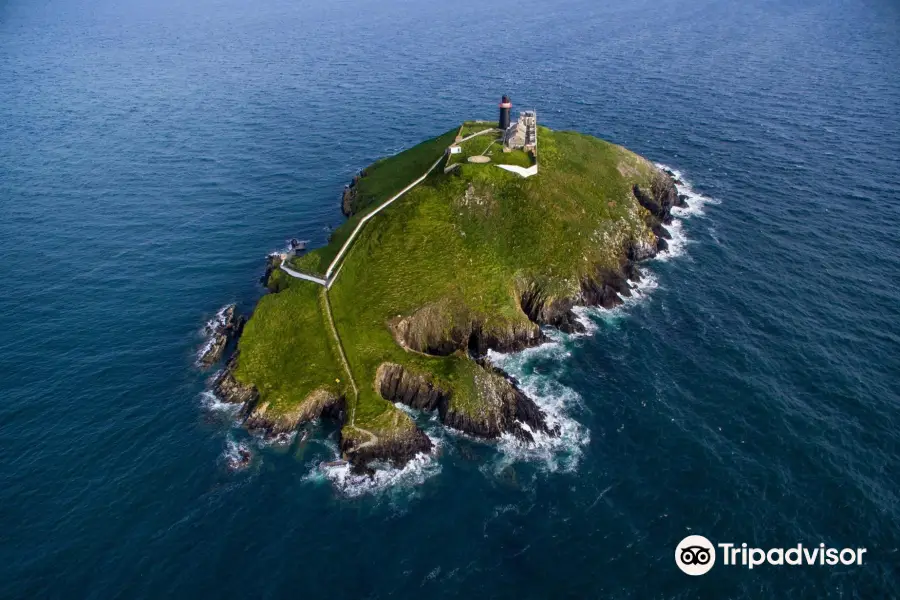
(499, 95, 512, 130)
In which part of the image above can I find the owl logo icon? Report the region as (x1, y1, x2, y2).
(676, 535, 716, 575)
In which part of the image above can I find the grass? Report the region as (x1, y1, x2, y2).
(459, 121, 498, 138)
(315, 128, 460, 270)
(491, 148, 534, 168)
(235, 124, 660, 432)
(234, 280, 346, 414)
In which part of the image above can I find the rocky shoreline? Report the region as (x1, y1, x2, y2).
(207, 167, 684, 475)
(198, 305, 245, 367)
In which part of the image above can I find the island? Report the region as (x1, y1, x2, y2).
(209, 98, 685, 475)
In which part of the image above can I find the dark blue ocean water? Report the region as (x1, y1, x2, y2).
(2, 0, 899, 597)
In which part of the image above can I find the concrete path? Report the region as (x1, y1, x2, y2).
(272, 127, 501, 456)
(323, 154, 444, 280)
(321, 288, 359, 418)
(279, 261, 328, 286)
(277, 126, 499, 288)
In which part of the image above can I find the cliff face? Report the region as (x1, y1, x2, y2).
(341, 170, 368, 217)
(244, 389, 345, 436)
(376, 362, 554, 442)
(213, 354, 259, 406)
(516, 170, 683, 333)
(340, 420, 433, 475)
(390, 302, 544, 357)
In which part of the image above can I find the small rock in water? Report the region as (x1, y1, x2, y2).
(226, 442, 253, 471)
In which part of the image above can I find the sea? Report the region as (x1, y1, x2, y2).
(2, 0, 899, 597)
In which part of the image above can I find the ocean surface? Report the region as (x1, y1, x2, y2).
(2, 0, 899, 597)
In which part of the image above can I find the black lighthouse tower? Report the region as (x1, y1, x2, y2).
(499, 95, 512, 130)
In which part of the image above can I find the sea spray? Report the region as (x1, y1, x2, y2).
(480, 165, 715, 472)
(487, 344, 590, 474)
(306, 434, 444, 498)
(196, 304, 234, 365)
(656, 164, 721, 218)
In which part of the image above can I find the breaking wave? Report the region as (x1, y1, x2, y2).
(195, 303, 234, 365)
(487, 344, 590, 474)
(304, 434, 443, 498)
(221, 436, 253, 471)
(656, 163, 721, 219)
(200, 388, 241, 415)
(480, 165, 714, 474)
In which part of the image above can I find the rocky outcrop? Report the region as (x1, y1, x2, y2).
(341, 170, 368, 217)
(632, 169, 685, 252)
(199, 305, 245, 367)
(375, 362, 554, 443)
(519, 284, 582, 334)
(212, 354, 259, 408)
(376, 363, 450, 411)
(244, 389, 345, 436)
(260, 253, 282, 289)
(443, 363, 554, 442)
(339, 417, 433, 474)
(633, 171, 679, 224)
(389, 301, 544, 358)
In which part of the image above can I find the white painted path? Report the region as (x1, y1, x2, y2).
(279, 262, 328, 286)
(277, 127, 498, 288)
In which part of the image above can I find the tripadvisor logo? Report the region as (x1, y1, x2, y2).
(675, 536, 868, 575)
(676, 535, 716, 576)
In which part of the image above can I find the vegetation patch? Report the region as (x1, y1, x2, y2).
(232, 123, 665, 467)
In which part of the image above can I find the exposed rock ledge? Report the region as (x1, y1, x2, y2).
(213, 356, 345, 435)
(341, 169, 368, 217)
(212, 355, 428, 473)
(518, 170, 685, 334)
(376, 361, 556, 442)
(339, 421, 433, 476)
(198, 305, 245, 367)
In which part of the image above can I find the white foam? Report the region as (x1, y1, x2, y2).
(486, 350, 590, 474)
(305, 434, 443, 498)
(200, 389, 242, 415)
(222, 436, 253, 471)
(654, 219, 689, 262)
(656, 163, 721, 218)
(256, 430, 297, 448)
(393, 402, 420, 417)
(195, 303, 234, 365)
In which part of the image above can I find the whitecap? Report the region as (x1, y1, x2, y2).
(486, 350, 590, 474)
(195, 303, 234, 365)
(200, 389, 241, 415)
(304, 434, 443, 498)
(222, 436, 253, 471)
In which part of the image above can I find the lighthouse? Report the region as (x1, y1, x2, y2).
(499, 95, 512, 130)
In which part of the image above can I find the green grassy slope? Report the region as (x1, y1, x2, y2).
(234, 280, 346, 414)
(303, 128, 460, 272)
(234, 125, 659, 433)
